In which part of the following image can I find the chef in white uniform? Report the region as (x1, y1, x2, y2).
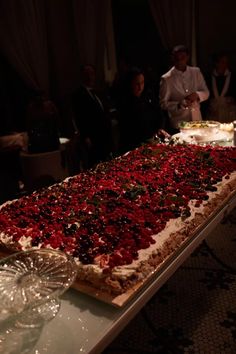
(159, 45, 209, 132)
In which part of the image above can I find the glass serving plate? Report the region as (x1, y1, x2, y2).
(0, 248, 77, 328)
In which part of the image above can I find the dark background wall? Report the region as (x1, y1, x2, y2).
(112, 0, 168, 76)
(1, 0, 236, 135)
(113, 0, 236, 76)
(197, 0, 236, 74)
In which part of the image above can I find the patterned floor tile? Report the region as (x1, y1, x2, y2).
(104, 208, 236, 354)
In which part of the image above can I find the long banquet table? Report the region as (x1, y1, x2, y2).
(1, 134, 236, 353)
(5, 190, 235, 354)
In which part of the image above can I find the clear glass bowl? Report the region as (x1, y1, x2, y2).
(0, 248, 77, 327)
(179, 120, 220, 136)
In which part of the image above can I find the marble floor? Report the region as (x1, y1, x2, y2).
(104, 208, 236, 354)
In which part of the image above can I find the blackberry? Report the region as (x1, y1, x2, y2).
(79, 252, 93, 264)
(17, 219, 28, 228)
(32, 237, 41, 246)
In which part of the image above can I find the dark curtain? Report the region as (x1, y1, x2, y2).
(148, 0, 196, 65)
(0, 0, 114, 98)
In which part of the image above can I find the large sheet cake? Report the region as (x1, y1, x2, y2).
(0, 142, 236, 303)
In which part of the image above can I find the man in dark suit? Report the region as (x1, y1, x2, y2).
(72, 64, 112, 169)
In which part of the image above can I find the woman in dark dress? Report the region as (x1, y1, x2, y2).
(117, 67, 169, 153)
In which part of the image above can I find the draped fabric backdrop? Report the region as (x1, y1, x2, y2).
(148, 0, 196, 65)
(196, 0, 236, 74)
(0, 0, 49, 95)
(72, 0, 109, 90)
(104, 0, 117, 86)
(148, 0, 236, 72)
(43, 0, 81, 97)
(0, 0, 116, 99)
(0, 0, 235, 128)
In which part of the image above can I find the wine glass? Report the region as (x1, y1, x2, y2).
(0, 248, 77, 328)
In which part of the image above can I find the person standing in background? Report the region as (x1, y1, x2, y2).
(26, 91, 60, 153)
(159, 45, 209, 134)
(117, 67, 169, 153)
(71, 64, 112, 169)
(205, 52, 236, 122)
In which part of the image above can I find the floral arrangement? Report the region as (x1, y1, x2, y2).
(0, 142, 236, 271)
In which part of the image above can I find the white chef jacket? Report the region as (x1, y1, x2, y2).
(159, 66, 209, 129)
